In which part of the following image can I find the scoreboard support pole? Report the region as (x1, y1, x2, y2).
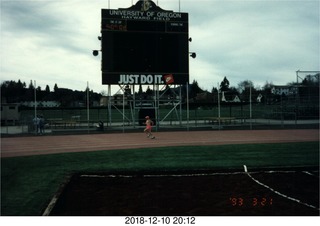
(108, 84, 112, 127)
(154, 83, 160, 132)
(179, 85, 182, 127)
(132, 85, 136, 128)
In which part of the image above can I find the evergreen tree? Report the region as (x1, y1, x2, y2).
(145, 86, 153, 96)
(190, 80, 203, 98)
(220, 76, 230, 91)
(45, 85, 50, 93)
(28, 80, 35, 90)
(54, 83, 58, 92)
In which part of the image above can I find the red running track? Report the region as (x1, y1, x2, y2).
(1, 129, 319, 158)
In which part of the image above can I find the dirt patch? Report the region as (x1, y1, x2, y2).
(49, 168, 319, 216)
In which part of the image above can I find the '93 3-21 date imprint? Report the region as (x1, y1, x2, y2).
(229, 197, 273, 207)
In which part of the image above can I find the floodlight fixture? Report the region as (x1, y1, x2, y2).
(189, 52, 196, 58)
(92, 50, 100, 56)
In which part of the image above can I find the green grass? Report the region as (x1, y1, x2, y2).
(1, 142, 319, 216)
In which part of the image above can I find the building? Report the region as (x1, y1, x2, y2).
(1, 103, 20, 125)
(100, 95, 129, 107)
(271, 85, 298, 96)
(20, 101, 60, 108)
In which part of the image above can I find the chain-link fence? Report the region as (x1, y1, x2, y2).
(1, 101, 319, 135)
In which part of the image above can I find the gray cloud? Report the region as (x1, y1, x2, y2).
(1, 0, 319, 93)
(185, 0, 319, 89)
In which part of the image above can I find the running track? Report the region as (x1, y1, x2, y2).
(1, 129, 319, 158)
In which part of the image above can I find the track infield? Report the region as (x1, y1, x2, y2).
(1, 129, 319, 158)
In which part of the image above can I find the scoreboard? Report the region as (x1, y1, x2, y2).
(101, 0, 189, 85)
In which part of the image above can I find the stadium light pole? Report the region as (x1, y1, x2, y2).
(34, 80, 37, 135)
(249, 84, 252, 130)
(187, 49, 196, 130)
(186, 82, 189, 131)
(217, 83, 221, 130)
(87, 82, 90, 133)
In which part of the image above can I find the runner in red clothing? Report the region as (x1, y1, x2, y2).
(144, 116, 155, 139)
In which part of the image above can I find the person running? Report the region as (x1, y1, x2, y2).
(144, 116, 155, 139)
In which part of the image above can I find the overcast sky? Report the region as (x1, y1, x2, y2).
(1, 0, 319, 94)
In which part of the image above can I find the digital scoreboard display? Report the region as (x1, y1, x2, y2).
(101, 0, 189, 85)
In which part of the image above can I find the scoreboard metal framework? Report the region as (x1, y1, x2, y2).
(101, 0, 189, 85)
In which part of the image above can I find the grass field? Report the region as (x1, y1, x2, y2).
(1, 142, 319, 216)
